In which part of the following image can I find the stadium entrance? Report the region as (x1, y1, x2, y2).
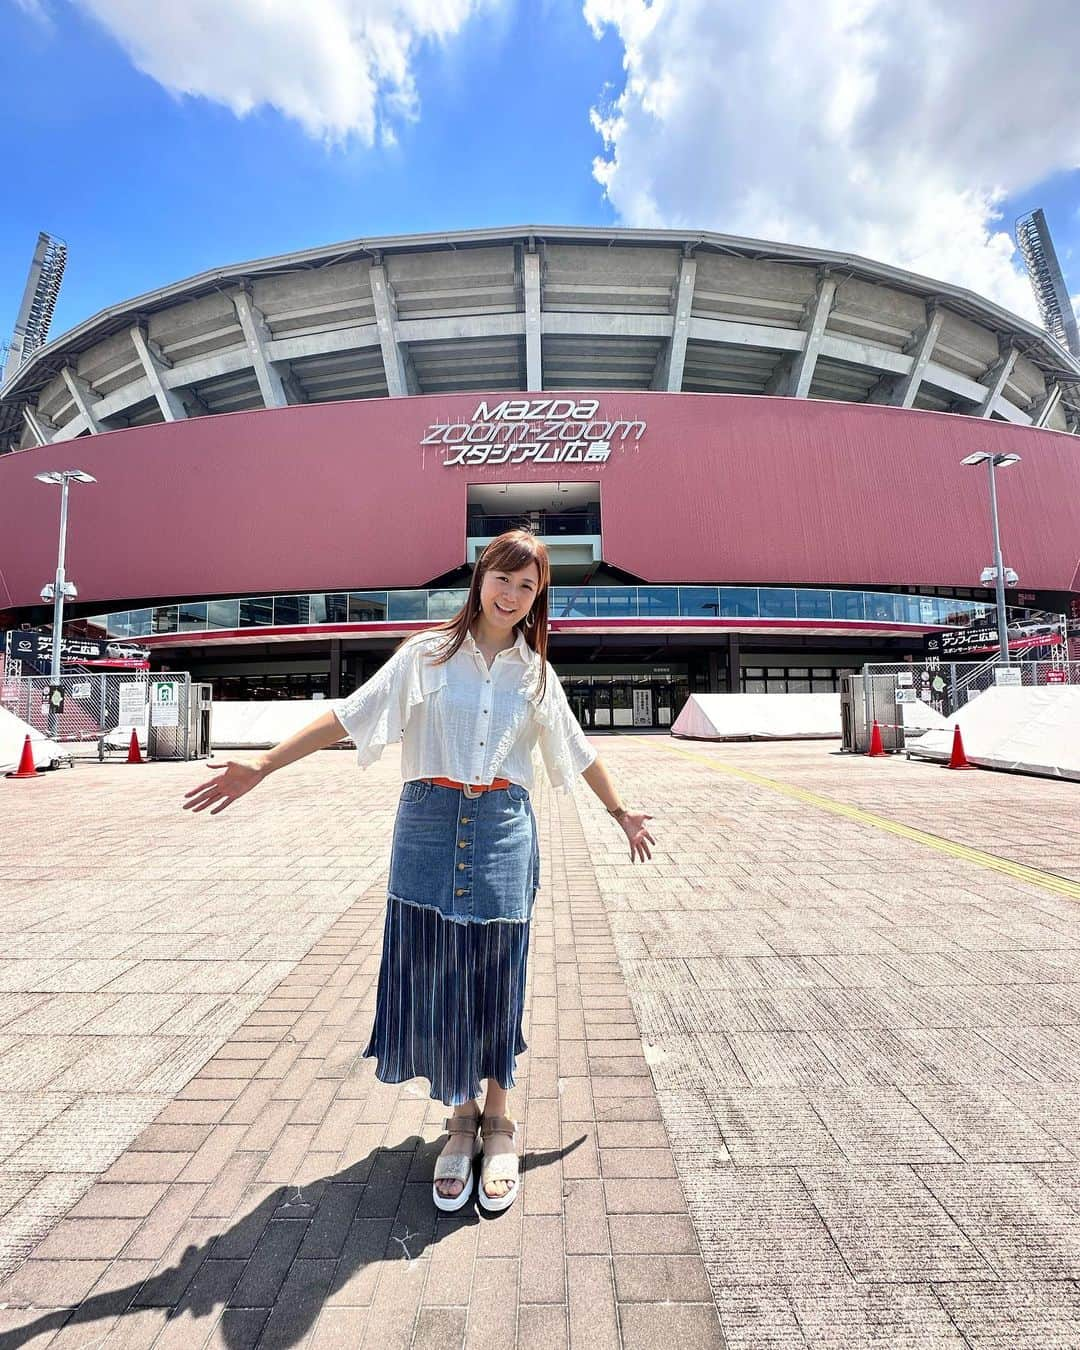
(561, 667, 690, 730)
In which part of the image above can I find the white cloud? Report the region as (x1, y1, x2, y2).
(585, 0, 1080, 319)
(69, 0, 492, 144)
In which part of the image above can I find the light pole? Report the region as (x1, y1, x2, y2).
(34, 469, 96, 734)
(960, 451, 1020, 666)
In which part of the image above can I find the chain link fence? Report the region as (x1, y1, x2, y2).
(862, 659, 1080, 722)
(0, 671, 208, 760)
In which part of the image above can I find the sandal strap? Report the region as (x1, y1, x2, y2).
(481, 1153, 520, 1183)
(480, 1114, 516, 1139)
(433, 1152, 475, 1182)
(443, 1114, 479, 1135)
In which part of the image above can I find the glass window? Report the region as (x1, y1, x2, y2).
(425, 590, 464, 620)
(638, 586, 679, 618)
(743, 679, 766, 693)
(593, 588, 637, 617)
(308, 593, 347, 624)
(759, 588, 797, 618)
(550, 588, 595, 618)
(719, 587, 758, 616)
(128, 608, 152, 638)
(831, 591, 865, 620)
(387, 590, 427, 620)
(767, 667, 787, 677)
(349, 591, 389, 621)
(274, 595, 310, 626)
(239, 598, 273, 627)
(795, 589, 833, 618)
(207, 599, 239, 630)
(151, 605, 178, 634)
(178, 603, 207, 632)
(788, 668, 809, 677)
(811, 667, 834, 678)
(679, 587, 720, 618)
(788, 679, 811, 692)
(108, 611, 130, 637)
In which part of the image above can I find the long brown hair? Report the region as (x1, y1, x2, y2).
(413, 529, 551, 703)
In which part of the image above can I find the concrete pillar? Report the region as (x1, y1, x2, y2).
(726, 634, 741, 694)
(523, 249, 542, 391)
(329, 638, 342, 699)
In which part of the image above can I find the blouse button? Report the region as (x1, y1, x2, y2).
(458, 841, 468, 849)
(455, 888, 466, 897)
(460, 817, 470, 824)
(458, 862, 466, 871)
(479, 741, 485, 746)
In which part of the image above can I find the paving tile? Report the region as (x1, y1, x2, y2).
(566, 1254, 619, 1350)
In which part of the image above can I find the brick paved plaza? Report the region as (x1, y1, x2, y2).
(1, 736, 1079, 1347)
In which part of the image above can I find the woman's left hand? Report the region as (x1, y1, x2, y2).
(618, 810, 656, 862)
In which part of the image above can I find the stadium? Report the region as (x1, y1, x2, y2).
(2, 225, 1079, 729)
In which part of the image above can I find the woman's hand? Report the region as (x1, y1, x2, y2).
(182, 757, 269, 816)
(616, 809, 655, 863)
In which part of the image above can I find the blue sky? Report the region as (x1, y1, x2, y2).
(2, 0, 1078, 345)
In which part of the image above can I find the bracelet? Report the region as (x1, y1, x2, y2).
(607, 805, 629, 823)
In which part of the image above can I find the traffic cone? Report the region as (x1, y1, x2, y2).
(5, 735, 39, 779)
(867, 720, 885, 757)
(126, 729, 144, 764)
(946, 724, 975, 770)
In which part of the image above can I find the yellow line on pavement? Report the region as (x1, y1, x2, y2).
(658, 742, 1080, 902)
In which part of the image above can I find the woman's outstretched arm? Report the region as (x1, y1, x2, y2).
(182, 707, 347, 815)
(581, 757, 655, 863)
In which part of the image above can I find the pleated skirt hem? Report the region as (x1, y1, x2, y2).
(362, 891, 532, 1107)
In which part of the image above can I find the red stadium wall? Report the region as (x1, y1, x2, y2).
(2, 391, 1079, 611)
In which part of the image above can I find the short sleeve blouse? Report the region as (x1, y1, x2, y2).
(333, 629, 597, 793)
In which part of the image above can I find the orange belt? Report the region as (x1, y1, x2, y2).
(424, 776, 511, 795)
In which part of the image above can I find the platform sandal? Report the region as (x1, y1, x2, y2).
(478, 1114, 520, 1213)
(432, 1106, 482, 1212)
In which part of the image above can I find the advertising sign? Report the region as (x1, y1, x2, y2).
(924, 626, 1063, 660)
(994, 668, 1022, 686)
(895, 688, 917, 703)
(1045, 669, 1067, 684)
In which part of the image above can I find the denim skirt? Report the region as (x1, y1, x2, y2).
(361, 779, 540, 1105)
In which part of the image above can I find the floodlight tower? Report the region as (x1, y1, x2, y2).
(1, 232, 68, 384)
(1015, 209, 1080, 359)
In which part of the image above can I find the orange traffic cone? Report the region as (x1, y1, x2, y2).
(867, 720, 885, 757)
(5, 734, 39, 779)
(126, 729, 144, 764)
(946, 724, 975, 770)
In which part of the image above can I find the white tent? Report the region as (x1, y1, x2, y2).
(908, 686, 1080, 781)
(0, 707, 65, 774)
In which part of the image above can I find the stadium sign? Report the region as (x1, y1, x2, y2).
(422, 399, 646, 468)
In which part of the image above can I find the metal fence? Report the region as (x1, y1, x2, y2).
(862, 659, 1080, 722)
(0, 671, 200, 759)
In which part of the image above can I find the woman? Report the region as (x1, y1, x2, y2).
(182, 530, 655, 1214)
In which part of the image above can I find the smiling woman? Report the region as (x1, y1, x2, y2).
(181, 528, 656, 1215)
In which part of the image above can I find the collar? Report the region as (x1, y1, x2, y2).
(464, 627, 534, 665)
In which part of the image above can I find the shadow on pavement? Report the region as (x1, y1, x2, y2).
(3, 1132, 583, 1347)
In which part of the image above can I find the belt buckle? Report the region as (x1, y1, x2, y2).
(462, 782, 483, 798)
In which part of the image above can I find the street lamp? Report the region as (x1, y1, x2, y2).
(960, 451, 1020, 666)
(34, 469, 96, 734)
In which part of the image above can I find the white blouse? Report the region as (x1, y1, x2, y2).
(332, 628, 598, 793)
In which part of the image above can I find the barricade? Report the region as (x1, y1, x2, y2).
(0, 672, 201, 760)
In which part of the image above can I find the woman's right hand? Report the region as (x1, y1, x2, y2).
(182, 757, 269, 816)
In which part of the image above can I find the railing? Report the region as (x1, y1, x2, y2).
(467, 512, 601, 538)
(82, 585, 1006, 641)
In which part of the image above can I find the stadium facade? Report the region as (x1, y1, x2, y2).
(2, 226, 1079, 728)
